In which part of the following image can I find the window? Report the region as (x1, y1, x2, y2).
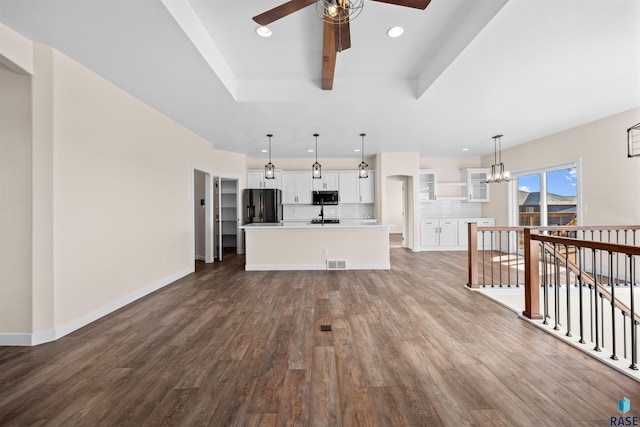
(513, 162, 579, 229)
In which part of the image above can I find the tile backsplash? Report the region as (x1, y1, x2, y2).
(420, 200, 481, 219)
(284, 204, 374, 221)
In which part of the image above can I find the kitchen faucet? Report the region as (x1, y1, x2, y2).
(319, 199, 324, 225)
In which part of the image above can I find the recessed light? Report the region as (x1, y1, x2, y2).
(308, 149, 314, 153)
(386, 26, 404, 38)
(354, 148, 361, 152)
(261, 149, 268, 153)
(256, 26, 272, 38)
(462, 148, 470, 152)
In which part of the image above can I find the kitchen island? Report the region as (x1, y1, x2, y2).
(240, 221, 391, 271)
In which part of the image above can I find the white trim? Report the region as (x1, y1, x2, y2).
(0, 333, 33, 346)
(245, 263, 390, 271)
(0, 268, 192, 346)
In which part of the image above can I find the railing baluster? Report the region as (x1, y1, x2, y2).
(507, 231, 511, 287)
(609, 251, 618, 360)
(600, 291, 605, 350)
(578, 242, 585, 344)
(593, 249, 601, 351)
(543, 244, 549, 325)
(516, 230, 520, 288)
(481, 230, 486, 287)
(630, 254, 638, 370)
(491, 230, 495, 288)
(623, 312, 628, 360)
(498, 230, 503, 287)
(566, 244, 572, 337)
(554, 243, 560, 331)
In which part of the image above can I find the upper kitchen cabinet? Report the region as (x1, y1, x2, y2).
(247, 170, 282, 190)
(358, 171, 375, 203)
(419, 170, 437, 202)
(311, 171, 339, 191)
(282, 172, 312, 204)
(338, 172, 358, 203)
(338, 171, 374, 203)
(461, 168, 490, 202)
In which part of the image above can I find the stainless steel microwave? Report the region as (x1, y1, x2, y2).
(312, 190, 339, 205)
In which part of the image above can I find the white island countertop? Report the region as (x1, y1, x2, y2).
(241, 220, 392, 229)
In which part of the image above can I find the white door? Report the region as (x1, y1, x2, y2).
(438, 220, 458, 247)
(338, 172, 358, 203)
(421, 220, 439, 248)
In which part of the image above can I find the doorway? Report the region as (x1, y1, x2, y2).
(215, 176, 240, 261)
(193, 169, 214, 264)
(385, 176, 408, 248)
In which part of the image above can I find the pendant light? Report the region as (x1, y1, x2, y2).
(486, 134, 511, 183)
(358, 133, 368, 178)
(312, 133, 322, 179)
(264, 134, 275, 179)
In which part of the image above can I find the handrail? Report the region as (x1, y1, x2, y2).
(532, 234, 640, 255)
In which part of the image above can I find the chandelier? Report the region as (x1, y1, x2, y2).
(486, 134, 511, 183)
(316, 0, 364, 25)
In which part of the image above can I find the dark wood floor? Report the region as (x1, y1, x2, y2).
(1, 245, 639, 426)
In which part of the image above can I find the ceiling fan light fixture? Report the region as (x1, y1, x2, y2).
(386, 26, 404, 38)
(255, 26, 272, 38)
(316, 0, 364, 24)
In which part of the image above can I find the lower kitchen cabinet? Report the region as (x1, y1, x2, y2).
(420, 219, 458, 249)
(457, 218, 495, 249)
(421, 217, 494, 251)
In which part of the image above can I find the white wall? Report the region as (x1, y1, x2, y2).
(1, 35, 247, 344)
(385, 178, 405, 234)
(483, 108, 640, 226)
(0, 62, 32, 333)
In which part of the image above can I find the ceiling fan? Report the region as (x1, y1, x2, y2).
(253, 0, 432, 90)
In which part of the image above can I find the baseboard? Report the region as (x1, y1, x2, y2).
(0, 267, 193, 347)
(245, 263, 390, 271)
(0, 333, 33, 346)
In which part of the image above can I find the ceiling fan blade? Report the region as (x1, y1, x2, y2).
(371, 0, 432, 10)
(253, 0, 316, 26)
(322, 20, 337, 90)
(333, 11, 351, 51)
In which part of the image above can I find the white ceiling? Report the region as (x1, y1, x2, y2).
(1, 0, 638, 159)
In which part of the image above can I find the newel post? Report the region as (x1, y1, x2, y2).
(467, 222, 479, 288)
(523, 228, 543, 319)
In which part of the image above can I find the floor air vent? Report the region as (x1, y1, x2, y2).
(326, 260, 347, 270)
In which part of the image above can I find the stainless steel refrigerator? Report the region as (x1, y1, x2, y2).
(243, 189, 282, 223)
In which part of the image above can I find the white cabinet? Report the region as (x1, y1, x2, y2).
(338, 172, 358, 203)
(358, 171, 375, 203)
(419, 170, 437, 202)
(421, 219, 458, 249)
(312, 171, 339, 191)
(247, 170, 282, 190)
(338, 171, 375, 203)
(457, 218, 495, 249)
(461, 168, 490, 202)
(282, 172, 312, 204)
